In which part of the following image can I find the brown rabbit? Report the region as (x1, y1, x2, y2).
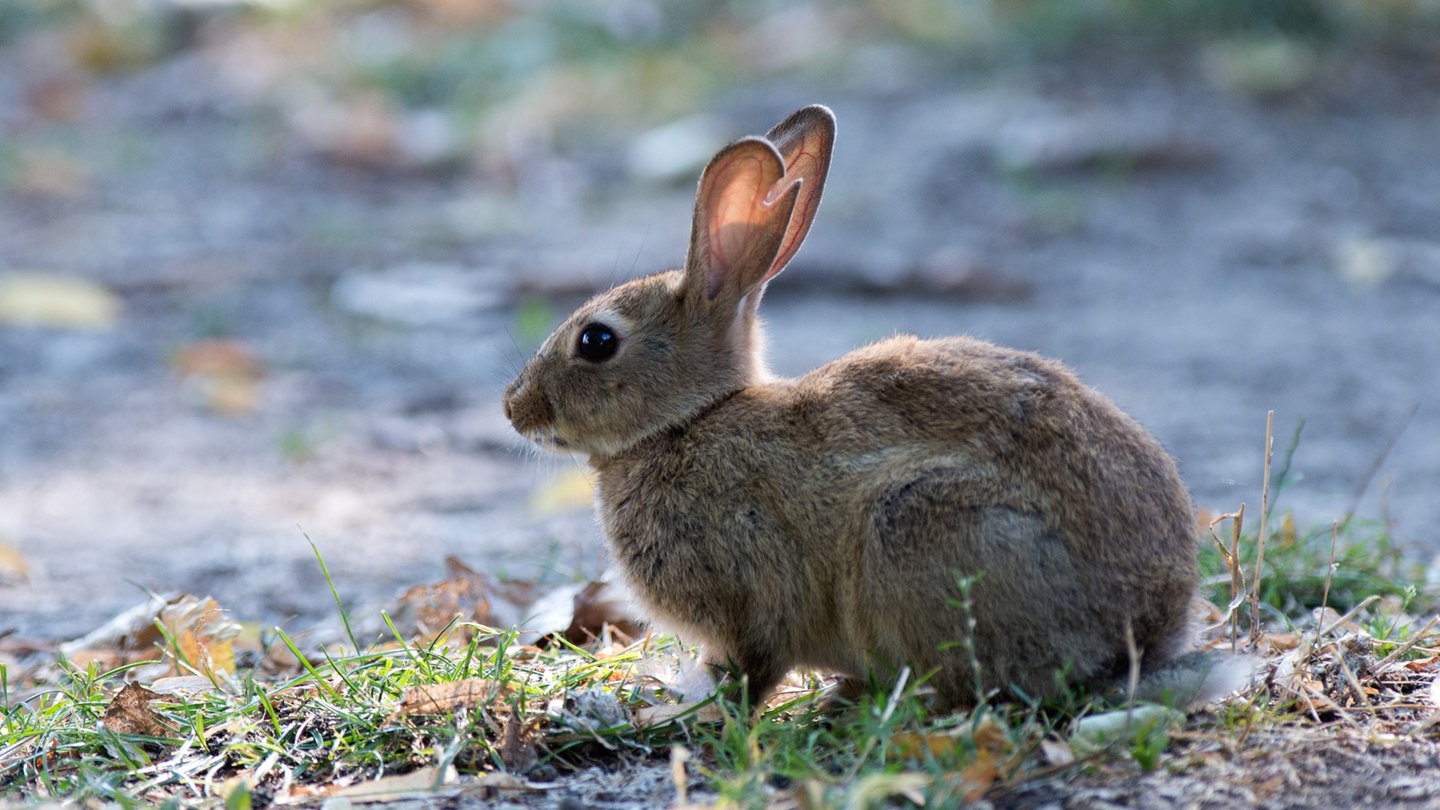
(505, 105, 1210, 708)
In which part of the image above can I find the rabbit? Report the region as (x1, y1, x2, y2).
(504, 104, 1222, 709)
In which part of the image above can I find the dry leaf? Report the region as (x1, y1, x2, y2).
(172, 340, 263, 378)
(102, 682, 174, 737)
(895, 713, 1010, 762)
(0, 272, 119, 328)
(160, 595, 240, 678)
(390, 572, 494, 642)
(633, 700, 720, 726)
(329, 765, 457, 802)
(59, 593, 238, 677)
(1404, 655, 1440, 673)
(528, 468, 596, 514)
(0, 540, 29, 584)
(846, 773, 930, 807)
(10, 149, 91, 197)
(25, 74, 88, 122)
(633, 701, 724, 728)
(1071, 705, 1184, 752)
(398, 678, 505, 715)
(499, 708, 540, 771)
(958, 748, 1001, 803)
(564, 578, 643, 646)
(894, 730, 959, 760)
(149, 675, 224, 696)
(1039, 738, 1076, 767)
(172, 340, 265, 415)
(60, 595, 171, 659)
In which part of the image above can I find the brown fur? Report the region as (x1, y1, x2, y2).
(504, 105, 1200, 707)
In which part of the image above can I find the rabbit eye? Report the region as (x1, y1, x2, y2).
(576, 323, 619, 362)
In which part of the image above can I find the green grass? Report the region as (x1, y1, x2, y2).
(4, 425, 1435, 807)
(1, 533, 1431, 808)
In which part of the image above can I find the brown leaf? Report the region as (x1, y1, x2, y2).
(1404, 655, 1440, 673)
(171, 340, 265, 415)
(390, 573, 493, 642)
(103, 682, 174, 737)
(159, 595, 240, 678)
(0, 539, 29, 584)
(565, 579, 643, 646)
(9, 150, 92, 198)
(499, 708, 540, 771)
(172, 340, 264, 378)
(958, 748, 1001, 803)
(398, 678, 505, 715)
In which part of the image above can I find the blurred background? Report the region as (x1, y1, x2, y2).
(1, 0, 1438, 640)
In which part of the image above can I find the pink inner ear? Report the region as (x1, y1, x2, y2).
(710, 186, 767, 272)
(703, 149, 778, 298)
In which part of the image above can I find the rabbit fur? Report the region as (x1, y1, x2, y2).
(505, 105, 1205, 708)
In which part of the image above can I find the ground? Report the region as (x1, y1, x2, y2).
(1, 8, 1439, 807)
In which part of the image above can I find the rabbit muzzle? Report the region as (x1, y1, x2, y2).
(502, 376, 562, 448)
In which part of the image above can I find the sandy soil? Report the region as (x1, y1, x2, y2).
(1, 46, 1437, 652)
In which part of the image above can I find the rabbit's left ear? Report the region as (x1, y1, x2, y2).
(761, 104, 835, 281)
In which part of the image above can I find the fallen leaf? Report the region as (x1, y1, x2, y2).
(390, 572, 494, 642)
(59, 593, 238, 677)
(894, 730, 959, 760)
(1039, 738, 1076, 766)
(172, 340, 263, 378)
(958, 748, 1001, 803)
(398, 678, 505, 715)
(563, 578, 643, 646)
(0, 272, 119, 329)
(633, 701, 724, 728)
(172, 340, 265, 415)
(149, 675, 224, 696)
(60, 594, 171, 659)
(500, 707, 540, 771)
(846, 773, 930, 807)
(1071, 705, 1184, 752)
(0, 539, 29, 584)
(160, 595, 240, 678)
(529, 468, 595, 514)
(10, 149, 91, 197)
(329, 765, 457, 802)
(1404, 655, 1440, 673)
(670, 745, 693, 806)
(894, 713, 1010, 763)
(102, 682, 174, 737)
(24, 74, 89, 122)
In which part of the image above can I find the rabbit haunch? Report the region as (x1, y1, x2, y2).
(503, 105, 1202, 707)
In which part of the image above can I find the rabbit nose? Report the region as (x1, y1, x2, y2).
(502, 373, 528, 420)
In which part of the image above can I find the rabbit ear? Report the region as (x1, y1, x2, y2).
(686, 136, 802, 302)
(762, 104, 835, 279)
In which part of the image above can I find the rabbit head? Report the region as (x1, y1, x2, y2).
(504, 105, 835, 458)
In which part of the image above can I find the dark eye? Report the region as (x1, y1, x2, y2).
(576, 323, 619, 362)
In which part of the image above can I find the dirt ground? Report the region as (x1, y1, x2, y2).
(1, 25, 1439, 807)
(6, 43, 1436, 642)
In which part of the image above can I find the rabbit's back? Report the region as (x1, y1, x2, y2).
(817, 335, 1199, 695)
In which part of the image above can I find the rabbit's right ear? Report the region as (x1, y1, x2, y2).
(762, 104, 835, 280)
(684, 137, 801, 304)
